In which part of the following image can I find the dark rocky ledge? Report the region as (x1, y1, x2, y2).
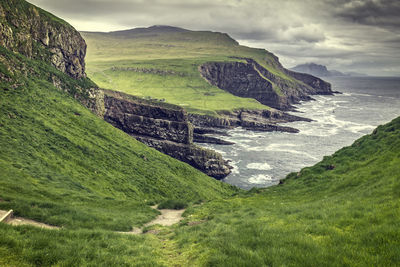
(189, 109, 311, 134)
(193, 133, 235, 145)
(100, 89, 231, 179)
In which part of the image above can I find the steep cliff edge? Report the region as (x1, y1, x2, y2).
(101, 90, 231, 179)
(199, 57, 332, 110)
(189, 109, 310, 134)
(0, 0, 86, 79)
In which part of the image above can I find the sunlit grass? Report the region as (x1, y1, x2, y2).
(82, 30, 295, 115)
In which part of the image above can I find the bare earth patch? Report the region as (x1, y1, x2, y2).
(120, 206, 185, 235)
(0, 209, 59, 229)
(1, 206, 185, 234)
(8, 217, 60, 229)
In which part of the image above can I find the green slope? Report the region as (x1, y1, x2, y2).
(169, 116, 400, 266)
(0, 44, 236, 231)
(1, 95, 398, 265)
(82, 27, 299, 115)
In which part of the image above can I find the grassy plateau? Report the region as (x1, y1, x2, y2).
(82, 27, 300, 115)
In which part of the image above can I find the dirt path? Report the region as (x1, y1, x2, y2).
(8, 217, 60, 229)
(119, 206, 185, 235)
(1, 205, 185, 234)
(0, 209, 59, 229)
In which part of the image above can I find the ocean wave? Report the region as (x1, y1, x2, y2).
(228, 159, 240, 174)
(248, 174, 275, 184)
(246, 162, 272, 170)
(247, 144, 318, 160)
(349, 92, 373, 97)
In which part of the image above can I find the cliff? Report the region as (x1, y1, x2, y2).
(0, 0, 86, 79)
(189, 109, 310, 134)
(101, 90, 231, 179)
(200, 58, 332, 110)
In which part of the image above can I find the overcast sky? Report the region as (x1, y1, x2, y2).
(29, 0, 400, 76)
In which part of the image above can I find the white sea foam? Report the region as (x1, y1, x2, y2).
(247, 144, 318, 160)
(248, 174, 274, 184)
(246, 162, 272, 170)
(347, 124, 375, 134)
(350, 92, 373, 97)
(228, 159, 240, 174)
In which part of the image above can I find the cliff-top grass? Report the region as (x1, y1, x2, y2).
(82, 28, 296, 115)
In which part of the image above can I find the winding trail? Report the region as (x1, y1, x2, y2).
(0, 209, 59, 229)
(0, 205, 186, 234)
(119, 205, 185, 235)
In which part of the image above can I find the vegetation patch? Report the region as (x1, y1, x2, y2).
(158, 199, 188, 210)
(81, 30, 294, 115)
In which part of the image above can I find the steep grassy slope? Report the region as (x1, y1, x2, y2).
(82, 27, 305, 115)
(1, 107, 398, 266)
(0, 37, 236, 231)
(168, 116, 400, 266)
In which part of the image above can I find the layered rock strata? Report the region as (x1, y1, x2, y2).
(189, 109, 311, 134)
(101, 90, 232, 179)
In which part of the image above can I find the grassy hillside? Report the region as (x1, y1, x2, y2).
(169, 116, 400, 266)
(0, 44, 237, 231)
(82, 27, 300, 115)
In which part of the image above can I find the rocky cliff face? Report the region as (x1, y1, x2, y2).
(0, 0, 86, 79)
(199, 58, 332, 110)
(101, 90, 231, 179)
(189, 109, 310, 134)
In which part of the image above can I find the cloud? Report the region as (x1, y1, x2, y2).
(28, 0, 400, 76)
(333, 0, 400, 30)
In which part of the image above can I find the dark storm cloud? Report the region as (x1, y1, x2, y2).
(332, 0, 400, 30)
(28, 0, 400, 76)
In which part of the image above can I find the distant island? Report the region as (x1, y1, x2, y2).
(290, 63, 367, 77)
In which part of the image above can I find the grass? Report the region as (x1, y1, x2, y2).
(1, 113, 399, 266)
(0, 45, 237, 231)
(81, 29, 299, 115)
(158, 199, 188, 210)
(169, 116, 400, 266)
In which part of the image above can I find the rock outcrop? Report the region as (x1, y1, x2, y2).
(101, 90, 232, 179)
(0, 0, 86, 79)
(189, 109, 310, 134)
(199, 57, 332, 110)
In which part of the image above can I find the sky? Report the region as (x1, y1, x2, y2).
(28, 0, 400, 76)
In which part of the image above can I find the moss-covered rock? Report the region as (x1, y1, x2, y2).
(0, 0, 86, 79)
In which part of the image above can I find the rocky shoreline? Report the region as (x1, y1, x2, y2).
(90, 89, 314, 179)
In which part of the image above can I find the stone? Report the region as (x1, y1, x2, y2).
(199, 57, 332, 111)
(0, 0, 87, 79)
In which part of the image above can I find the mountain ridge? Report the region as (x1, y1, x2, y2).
(290, 62, 367, 77)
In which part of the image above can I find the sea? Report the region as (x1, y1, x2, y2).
(198, 76, 400, 189)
